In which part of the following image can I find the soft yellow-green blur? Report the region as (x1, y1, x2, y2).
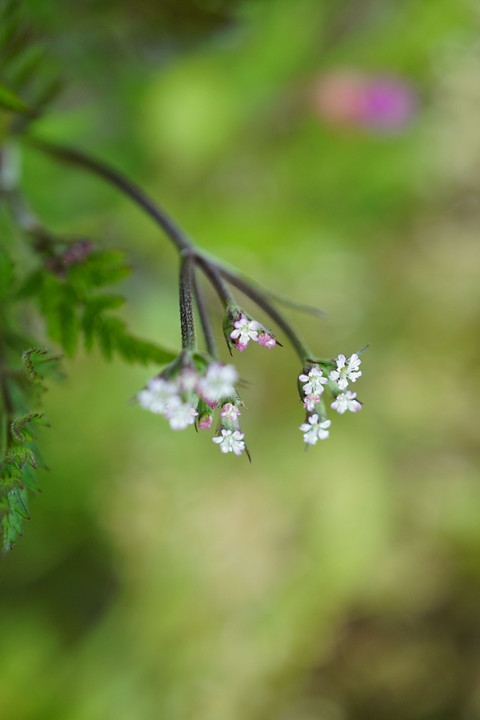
(1, 1, 480, 718)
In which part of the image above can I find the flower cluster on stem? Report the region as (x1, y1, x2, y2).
(137, 353, 248, 457)
(298, 352, 364, 446)
(41, 133, 368, 458)
(225, 308, 277, 353)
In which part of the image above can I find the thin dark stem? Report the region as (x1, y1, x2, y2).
(179, 253, 196, 351)
(24, 136, 313, 364)
(192, 270, 217, 358)
(24, 137, 194, 253)
(217, 266, 313, 363)
(195, 255, 235, 307)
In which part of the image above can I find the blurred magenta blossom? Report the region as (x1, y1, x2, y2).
(311, 70, 417, 131)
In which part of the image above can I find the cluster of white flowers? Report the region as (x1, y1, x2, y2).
(138, 347, 364, 456)
(138, 360, 247, 457)
(298, 353, 363, 445)
(230, 313, 276, 352)
(138, 362, 236, 428)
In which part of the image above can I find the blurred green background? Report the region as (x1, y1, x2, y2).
(2, 0, 480, 717)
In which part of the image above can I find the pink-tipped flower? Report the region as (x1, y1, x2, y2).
(164, 397, 198, 430)
(220, 403, 241, 421)
(230, 314, 259, 349)
(258, 332, 276, 349)
(331, 391, 362, 414)
(299, 414, 331, 445)
(303, 394, 321, 412)
(212, 429, 245, 456)
(236, 342, 249, 352)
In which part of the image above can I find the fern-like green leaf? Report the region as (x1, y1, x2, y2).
(23, 348, 63, 386)
(10, 412, 45, 441)
(0, 488, 29, 555)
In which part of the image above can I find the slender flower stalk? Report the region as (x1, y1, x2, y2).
(194, 254, 235, 307)
(192, 270, 217, 358)
(179, 253, 196, 351)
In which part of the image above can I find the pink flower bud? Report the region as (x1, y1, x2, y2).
(258, 333, 276, 349)
(198, 415, 212, 430)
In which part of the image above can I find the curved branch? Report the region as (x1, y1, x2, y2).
(23, 137, 194, 253)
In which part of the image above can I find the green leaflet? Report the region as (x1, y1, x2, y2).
(23, 348, 63, 386)
(0, 80, 36, 116)
(10, 412, 45, 442)
(0, 0, 59, 136)
(0, 408, 45, 554)
(0, 488, 29, 555)
(0, 251, 15, 300)
(20, 247, 176, 364)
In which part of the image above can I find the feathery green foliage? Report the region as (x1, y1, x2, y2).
(0, 1, 176, 553)
(0, 348, 55, 554)
(1, 230, 176, 553)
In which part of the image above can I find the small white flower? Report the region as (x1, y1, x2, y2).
(220, 403, 241, 421)
(230, 314, 259, 347)
(137, 377, 178, 414)
(164, 397, 198, 430)
(299, 414, 331, 445)
(303, 394, 321, 412)
(298, 367, 328, 395)
(331, 391, 362, 414)
(329, 353, 362, 390)
(177, 368, 199, 393)
(212, 429, 245, 455)
(197, 362, 238, 403)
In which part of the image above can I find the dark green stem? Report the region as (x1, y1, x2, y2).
(192, 269, 217, 358)
(179, 253, 196, 351)
(24, 137, 194, 253)
(194, 255, 235, 307)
